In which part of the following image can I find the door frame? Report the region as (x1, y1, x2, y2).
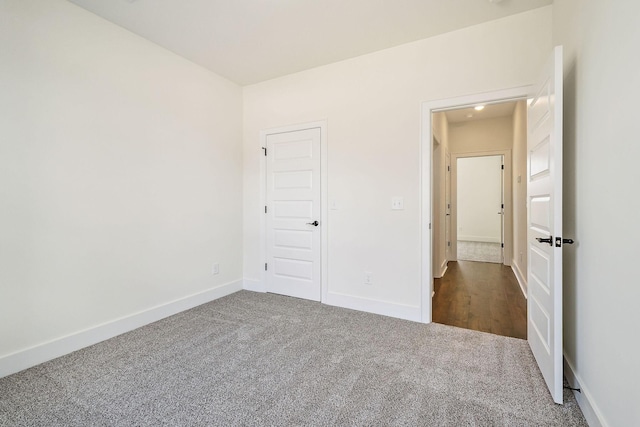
(259, 120, 329, 301)
(451, 150, 512, 266)
(444, 150, 452, 264)
(420, 86, 531, 323)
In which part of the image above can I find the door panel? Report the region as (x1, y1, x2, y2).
(266, 127, 321, 301)
(273, 230, 313, 250)
(273, 171, 313, 189)
(273, 200, 313, 218)
(527, 45, 564, 404)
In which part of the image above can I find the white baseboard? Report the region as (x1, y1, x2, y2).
(0, 279, 243, 379)
(563, 356, 608, 427)
(243, 278, 265, 293)
(324, 291, 421, 322)
(511, 261, 527, 299)
(244, 278, 420, 322)
(435, 260, 448, 279)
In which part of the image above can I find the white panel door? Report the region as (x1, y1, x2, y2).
(445, 152, 452, 262)
(527, 46, 564, 404)
(457, 155, 503, 245)
(266, 127, 321, 301)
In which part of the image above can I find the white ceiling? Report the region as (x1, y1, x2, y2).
(445, 101, 518, 124)
(69, 0, 552, 85)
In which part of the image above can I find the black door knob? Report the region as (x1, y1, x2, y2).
(307, 220, 319, 226)
(536, 236, 553, 246)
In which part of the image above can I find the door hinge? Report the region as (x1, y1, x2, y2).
(501, 243, 504, 248)
(501, 203, 504, 209)
(265, 263, 268, 271)
(262, 147, 267, 156)
(265, 205, 267, 214)
(501, 164, 504, 170)
(447, 166, 450, 171)
(429, 223, 431, 230)
(447, 241, 451, 247)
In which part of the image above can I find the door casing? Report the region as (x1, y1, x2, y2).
(444, 151, 452, 263)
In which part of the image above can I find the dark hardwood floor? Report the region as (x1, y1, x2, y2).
(433, 261, 527, 339)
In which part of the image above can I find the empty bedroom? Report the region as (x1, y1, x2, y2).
(2, 0, 638, 426)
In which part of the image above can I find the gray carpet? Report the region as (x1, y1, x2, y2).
(0, 291, 586, 426)
(457, 241, 503, 264)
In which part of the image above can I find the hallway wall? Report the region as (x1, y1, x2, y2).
(511, 100, 528, 291)
(432, 112, 450, 277)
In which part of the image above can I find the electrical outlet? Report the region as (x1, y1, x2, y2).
(364, 271, 373, 285)
(212, 263, 219, 275)
(391, 197, 404, 210)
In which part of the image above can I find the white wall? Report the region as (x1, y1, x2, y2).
(0, 0, 243, 369)
(449, 116, 514, 154)
(432, 112, 450, 277)
(243, 7, 553, 319)
(511, 100, 528, 291)
(457, 156, 503, 243)
(554, 1, 640, 426)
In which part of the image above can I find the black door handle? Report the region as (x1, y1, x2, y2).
(555, 237, 575, 247)
(536, 236, 553, 246)
(306, 220, 319, 226)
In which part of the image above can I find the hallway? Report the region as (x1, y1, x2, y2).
(433, 261, 527, 339)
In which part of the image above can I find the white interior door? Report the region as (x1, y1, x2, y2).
(499, 156, 505, 264)
(527, 45, 564, 404)
(445, 151, 452, 262)
(266, 127, 321, 301)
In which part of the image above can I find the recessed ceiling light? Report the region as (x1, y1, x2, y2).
(474, 105, 485, 111)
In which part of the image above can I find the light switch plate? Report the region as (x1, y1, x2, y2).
(392, 197, 404, 210)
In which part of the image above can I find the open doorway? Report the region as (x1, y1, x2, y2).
(430, 100, 528, 339)
(421, 48, 565, 403)
(456, 154, 504, 264)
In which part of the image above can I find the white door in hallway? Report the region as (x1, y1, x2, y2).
(527, 45, 564, 404)
(456, 155, 504, 264)
(445, 151, 452, 262)
(265, 127, 321, 301)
